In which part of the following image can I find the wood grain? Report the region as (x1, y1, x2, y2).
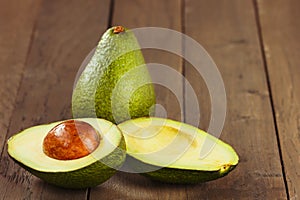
(90, 0, 186, 199)
(0, 0, 111, 199)
(0, 0, 40, 157)
(257, 0, 300, 198)
(0, 0, 298, 199)
(183, 0, 287, 199)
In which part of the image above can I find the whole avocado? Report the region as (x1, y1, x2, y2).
(72, 26, 156, 124)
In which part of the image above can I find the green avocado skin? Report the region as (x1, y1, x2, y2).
(125, 155, 237, 184)
(72, 27, 156, 124)
(10, 137, 126, 189)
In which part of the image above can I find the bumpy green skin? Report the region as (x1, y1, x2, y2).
(126, 156, 237, 184)
(10, 137, 126, 189)
(72, 27, 156, 124)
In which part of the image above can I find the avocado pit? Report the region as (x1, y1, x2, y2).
(43, 120, 100, 160)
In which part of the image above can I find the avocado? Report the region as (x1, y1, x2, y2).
(118, 117, 239, 183)
(72, 26, 156, 124)
(7, 118, 126, 189)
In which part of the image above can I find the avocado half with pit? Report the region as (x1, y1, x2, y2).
(118, 117, 239, 184)
(7, 118, 126, 189)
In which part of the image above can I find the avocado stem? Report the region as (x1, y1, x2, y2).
(113, 26, 125, 34)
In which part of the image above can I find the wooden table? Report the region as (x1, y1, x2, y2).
(0, 0, 299, 199)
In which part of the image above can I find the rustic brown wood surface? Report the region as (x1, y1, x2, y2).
(0, 0, 41, 198)
(0, 0, 298, 199)
(0, 0, 40, 162)
(257, 0, 300, 199)
(184, 0, 287, 198)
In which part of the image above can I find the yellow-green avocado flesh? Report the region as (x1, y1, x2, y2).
(118, 117, 239, 184)
(7, 118, 126, 189)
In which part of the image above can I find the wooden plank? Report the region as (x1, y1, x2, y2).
(90, 0, 185, 199)
(183, 0, 287, 199)
(0, 0, 40, 157)
(0, 0, 111, 199)
(257, 0, 300, 198)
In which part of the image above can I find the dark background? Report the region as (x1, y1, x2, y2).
(0, 0, 299, 199)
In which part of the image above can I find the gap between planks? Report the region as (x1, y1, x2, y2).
(252, 0, 290, 199)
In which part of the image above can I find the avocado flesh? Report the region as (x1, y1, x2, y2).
(7, 118, 126, 189)
(118, 117, 239, 183)
(72, 26, 156, 124)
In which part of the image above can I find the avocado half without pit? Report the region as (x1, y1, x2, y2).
(7, 118, 126, 189)
(118, 117, 239, 184)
